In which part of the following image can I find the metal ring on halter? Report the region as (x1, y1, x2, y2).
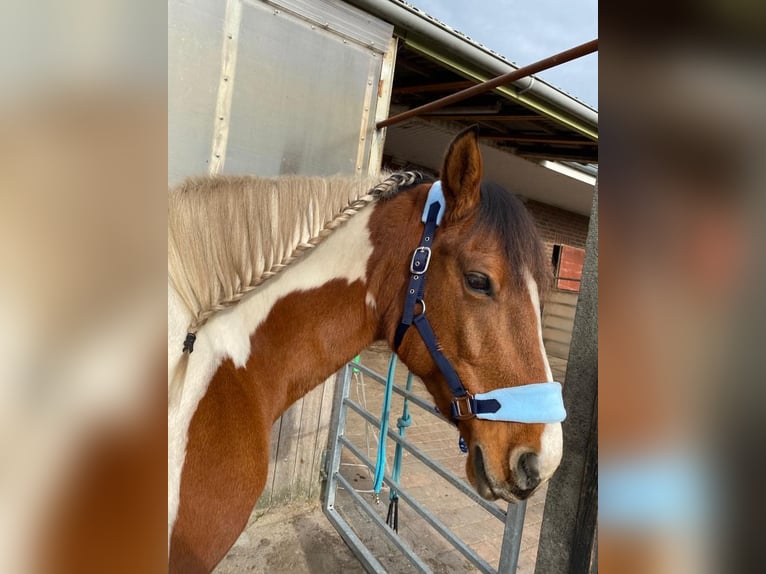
(415, 299, 426, 316)
(451, 395, 476, 421)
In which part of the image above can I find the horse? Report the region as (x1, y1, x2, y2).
(167, 127, 564, 573)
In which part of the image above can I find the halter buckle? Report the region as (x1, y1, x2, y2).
(410, 246, 431, 275)
(451, 395, 476, 421)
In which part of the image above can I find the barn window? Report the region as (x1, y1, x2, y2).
(552, 244, 585, 292)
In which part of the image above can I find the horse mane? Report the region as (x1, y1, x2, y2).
(168, 171, 426, 335)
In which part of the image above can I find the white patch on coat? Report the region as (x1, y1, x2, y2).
(525, 269, 562, 481)
(525, 269, 553, 382)
(537, 422, 564, 481)
(167, 205, 375, 547)
(365, 291, 376, 310)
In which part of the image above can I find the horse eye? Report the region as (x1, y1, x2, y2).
(465, 272, 491, 294)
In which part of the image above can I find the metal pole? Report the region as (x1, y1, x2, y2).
(497, 501, 527, 573)
(323, 364, 353, 511)
(376, 39, 598, 129)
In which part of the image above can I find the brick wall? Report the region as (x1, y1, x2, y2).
(524, 199, 590, 266)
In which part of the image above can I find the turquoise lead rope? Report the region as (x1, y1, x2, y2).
(372, 354, 397, 495)
(392, 371, 413, 486)
(386, 370, 413, 532)
(371, 353, 413, 532)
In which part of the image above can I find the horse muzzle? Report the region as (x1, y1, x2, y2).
(472, 445, 543, 502)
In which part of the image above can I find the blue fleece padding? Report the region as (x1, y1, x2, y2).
(421, 181, 446, 226)
(474, 382, 566, 423)
(599, 452, 714, 528)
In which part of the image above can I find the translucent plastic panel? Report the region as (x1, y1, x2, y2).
(168, 0, 226, 185)
(224, 1, 388, 177)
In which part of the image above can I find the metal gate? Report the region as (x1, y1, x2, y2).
(322, 353, 531, 573)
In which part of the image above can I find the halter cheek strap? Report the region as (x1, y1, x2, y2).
(393, 181, 566, 425)
(393, 183, 445, 350)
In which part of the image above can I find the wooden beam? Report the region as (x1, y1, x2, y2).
(481, 135, 598, 146)
(392, 80, 474, 95)
(421, 114, 550, 122)
(517, 152, 599, 164)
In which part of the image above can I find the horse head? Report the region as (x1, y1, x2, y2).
(368, 127, 563, 502)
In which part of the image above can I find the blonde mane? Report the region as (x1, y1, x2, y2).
(168, 171, 423, 338)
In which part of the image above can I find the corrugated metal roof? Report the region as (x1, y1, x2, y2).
(346, 0, 598, 168)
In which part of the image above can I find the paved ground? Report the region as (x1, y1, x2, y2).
(215, 344, 563, 573)
(215, 500, 361, 573)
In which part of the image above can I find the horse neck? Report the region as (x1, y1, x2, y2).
(219, 201, 381, 421)
(207, 184, 431, 421)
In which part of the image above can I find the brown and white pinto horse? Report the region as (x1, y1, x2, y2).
(167, 127, 562, 573)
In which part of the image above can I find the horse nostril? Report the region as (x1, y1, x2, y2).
(473, 445, 486, 481)
(517, 452, 541, 492)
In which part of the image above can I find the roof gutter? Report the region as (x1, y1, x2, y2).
(345, 0, 598, 138)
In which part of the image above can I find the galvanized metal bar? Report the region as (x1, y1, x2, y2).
(349, 361, 387, 384)
(335, 473, 432, 573)
(343, 399, 506, 520)
(324, 505, 388, 574)
(497, 498, 527, 573)
(340, 438, 496, 573)
(324, 361, 431, 573)
(324, 364, 404, 573)
(377, 39, 598, 129)
(351, 362, 449, 423)
(323, 364, 353, 511)
(387, 381, 445, 422)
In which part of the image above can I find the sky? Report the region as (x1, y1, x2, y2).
(408, 0, 598, 109)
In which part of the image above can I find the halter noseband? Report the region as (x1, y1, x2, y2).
(392, 181, 566, 425)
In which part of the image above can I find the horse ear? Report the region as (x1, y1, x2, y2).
(440, 125, 483, 222)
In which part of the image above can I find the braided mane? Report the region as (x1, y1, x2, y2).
(168, 171, 425, 339)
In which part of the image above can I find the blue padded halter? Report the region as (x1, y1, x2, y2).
(393, 181, 566, 425)
(421, 180, 446, 225)
(472, 382, 566, 423)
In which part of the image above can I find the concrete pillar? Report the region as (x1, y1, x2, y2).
(535, 184, 598, 574)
